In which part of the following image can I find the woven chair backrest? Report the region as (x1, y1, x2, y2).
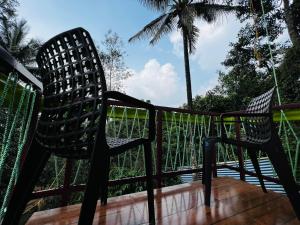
(36, 28, 107, 158)
(244, 87, 275, 144)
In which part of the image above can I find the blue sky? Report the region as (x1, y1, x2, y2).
(18, 0, 242, 107)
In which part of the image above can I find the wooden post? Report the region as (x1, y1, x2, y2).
(156, 110, 163, 188)
(235, 116, 245, 181)
(211, 116, 218, 178)
(61, 159, 73, 206)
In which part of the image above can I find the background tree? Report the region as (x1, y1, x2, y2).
(0, 0, 17, 21)
(283, 0, 300, 48)
(1, 0, 41, 79)
(209, 0, 285, 110)
(99, 30, 132, 92)
(277, 43, 300, 102)
(0, 18, 40, 65)
(278, 0, 300, 102)
(0, 0, 40, 67)
(191, 90, 234, 112)
(129, 0, 241, 110)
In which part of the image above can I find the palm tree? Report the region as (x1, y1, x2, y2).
(129, 0, 241, 109)
(0, 18, 40, 66)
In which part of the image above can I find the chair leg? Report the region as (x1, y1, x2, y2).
(204, 138, 214, 207)
(101, 157, 110, 205)
(248, 149, 267, 193)
(78, 148, 108, 225)
(264, 137, 300, 220)
(1, 140, 50, 225)
(202, 138, 206, 185)
(144, 142, 155, 225)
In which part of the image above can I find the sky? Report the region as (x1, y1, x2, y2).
(18, 0, 242, 107)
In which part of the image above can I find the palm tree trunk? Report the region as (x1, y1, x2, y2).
(283, 0, 300, 48)
(182, 28, 193, 110)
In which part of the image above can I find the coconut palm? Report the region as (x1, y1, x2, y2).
(129, 0, 242, 109)
(0, 18, 40, 66)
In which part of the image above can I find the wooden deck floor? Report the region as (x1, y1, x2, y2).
(27, 177, 300, 225)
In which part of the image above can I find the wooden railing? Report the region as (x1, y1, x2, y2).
(1, 46, 300, 210)
(31, 102, 300, 206)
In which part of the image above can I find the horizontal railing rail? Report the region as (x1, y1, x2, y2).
(0, 46, 42, 91)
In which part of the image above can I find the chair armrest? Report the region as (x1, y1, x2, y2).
(104, 91, 156, 141)
(220, 111, 272, 140)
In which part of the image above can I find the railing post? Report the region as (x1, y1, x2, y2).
(61, 159, 73, 206)
(211, 116, 218, 178)
(235, 116, 245, 181)
(156, 110, 163, 188)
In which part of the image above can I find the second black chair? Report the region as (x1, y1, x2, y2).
(202, 87, 300, 220)
(2, 27, 156, 225)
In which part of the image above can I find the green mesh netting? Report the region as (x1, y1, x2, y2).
(0, 73, 36, 219)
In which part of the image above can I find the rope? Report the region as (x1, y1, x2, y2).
(0, 74, 13, 108)
(249, 0, 263, 65)
(259, 0, 282, 105)
(0, 74, 19, 182)
(0, 72, 37, 219)
(0, 85, 35, 218)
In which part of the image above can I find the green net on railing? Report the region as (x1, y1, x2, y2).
(162, 112, 211, 172)
(215, 113, 300, 183)
(0, 73, 36, 219)
(68, 106, 155, 198)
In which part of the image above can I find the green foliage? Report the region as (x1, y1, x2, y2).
(291, 0, 300, 36)
(190, 0, 299, 111)
(192, 91, 235, 112)
(207, 0, 284, 109)
(0, 0, 40, 68)
(278, 46, 300, 102)
(109, 168, 145, 196)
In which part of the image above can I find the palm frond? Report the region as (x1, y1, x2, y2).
(150, 12, 177, 45)
(176, 5, 199, 53)
(0, 18, 11, 47)
(129, 13, 171, 43)
(138, 0, 171, 11)
(0, 18, 40, 65)
(187, 25, 199, 53)
(11, 20, 29, 52)
(191, 2, 242, 23)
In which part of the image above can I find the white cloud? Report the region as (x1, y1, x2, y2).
(124, 59, 185, 106)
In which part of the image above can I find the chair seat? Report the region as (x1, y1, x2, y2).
(107, 137, 145, 155)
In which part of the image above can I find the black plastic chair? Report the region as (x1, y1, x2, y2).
(2, 28, 156, 225)
(202, 87, 300, 220)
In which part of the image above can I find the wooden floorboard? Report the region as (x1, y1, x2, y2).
(26, 177, 300, 225)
